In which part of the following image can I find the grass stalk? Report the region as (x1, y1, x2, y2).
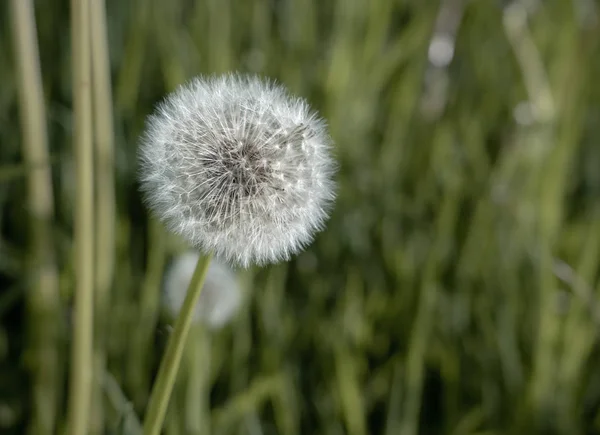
(9, 0, 61, 433)
(185, 326, 211, 435)
(89, 0, 116, 432)
(102, 370, 143, 434)
(142, 253, 213, 435)
(66, 0, 95, 433)
(127, 217, 166, 407)
(335, 348, 367, 435)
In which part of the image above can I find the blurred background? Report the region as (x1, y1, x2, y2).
(2, 0, 600, 434)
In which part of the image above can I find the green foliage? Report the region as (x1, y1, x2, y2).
(2, 0, 600, 434)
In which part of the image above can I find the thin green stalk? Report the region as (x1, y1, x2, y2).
(67, 0, 95, 433)
(383, 361, 403, 435)
(185, 326, 211, 435)
(503, 3, 560, 417)
(115, 0, 150, 113)
(335, 348, 367, 435)
(102, 370, 142, 435)
(10, 1, 61, 434)
(399, 133, 459, 434)
(142, 253, 213, 435)
(212, 374, 282, 432)
(207, 0, 232, 73)
(127, 217, 166, 407)
(90, 0, 116, 432)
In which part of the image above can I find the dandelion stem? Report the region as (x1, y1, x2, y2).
(143, 253, 213, 435)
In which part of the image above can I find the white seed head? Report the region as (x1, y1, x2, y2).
(163, 251, 242, 329)
(139, 73, 336, 267)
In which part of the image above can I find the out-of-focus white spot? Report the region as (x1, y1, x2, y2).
(163, 251, 242, 330)
(513, 101, 535, 126)
(428, 35, 455, 67)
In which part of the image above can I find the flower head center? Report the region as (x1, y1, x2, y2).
(220, 138, 271, 197)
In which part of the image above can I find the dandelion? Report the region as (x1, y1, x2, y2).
(163, 251, 242, 330)
(138, 73, 335, 435)
(139, 73, 336, 267)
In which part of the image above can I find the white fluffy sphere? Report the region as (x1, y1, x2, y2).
(163, 251, 242, 329)
(139, 74, 336, 267)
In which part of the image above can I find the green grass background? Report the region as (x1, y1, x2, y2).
(2, 0, 600, 434)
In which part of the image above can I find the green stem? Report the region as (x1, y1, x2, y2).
(10, 1, 61, 434)
(142, 253, 213, 435)
(185, 326, 211, 435)
(67, 0, 95, 433)
(89, 0, 115, 432)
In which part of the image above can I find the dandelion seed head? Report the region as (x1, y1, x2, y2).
(163, 251, 242, 329)
(139, 73, 336, 266)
